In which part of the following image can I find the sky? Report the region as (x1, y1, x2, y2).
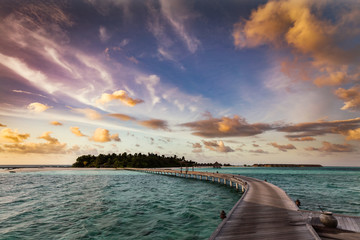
(0, 0, 360, 166)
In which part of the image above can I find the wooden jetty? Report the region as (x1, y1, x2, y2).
(127, 168, 360, 239)
(300, 210, 360, 240)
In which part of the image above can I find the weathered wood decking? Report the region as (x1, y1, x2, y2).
(127, 168, 321, 239)
(300, 210, 360, 240)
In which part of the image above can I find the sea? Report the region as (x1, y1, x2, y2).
(0, 167, 359, 240)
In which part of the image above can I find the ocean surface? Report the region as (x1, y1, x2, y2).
(0, 167, 359, 239)
(0, 170, 240, 240)
(197, 167, 360, 216)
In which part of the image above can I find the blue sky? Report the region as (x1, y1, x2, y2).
(1, 0, 360, 166)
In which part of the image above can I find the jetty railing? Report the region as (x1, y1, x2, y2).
(125, 168, 248, 193)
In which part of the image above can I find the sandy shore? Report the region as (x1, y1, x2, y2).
(0, 167, 119, 173)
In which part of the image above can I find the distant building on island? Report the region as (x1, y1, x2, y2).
(213, 161, 222, 168)
(252, 164, 322, 167)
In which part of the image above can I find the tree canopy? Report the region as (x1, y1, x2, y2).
(72, 152, 196, 168)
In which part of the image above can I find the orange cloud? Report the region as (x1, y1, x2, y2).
(203, 140, 234, 153)
(27, 102, 52, 112)
(2, 132, 67, 154)
(269, 142, 296, 152)
(0, 123, 6, 127)
(90, 128, 120, 142)
(70, 127, 86, 137)
(108, 113, 136, 121)
(70, 107, 102, 120)
(181, 114, 272, 138)
(342, 128, 360, 141)
(138, 119, 169, 130)
(233, 0, 360, 87)
(287, 136, 315, 141)
(335, 85, 360, 111)
(305, 141, 353, 152)
(97, 90, 144, 106)
(50, 121, 63, 126)
(0, 128, 30, 143)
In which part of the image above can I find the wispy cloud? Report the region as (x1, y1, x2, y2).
(136, 75, 161, 106)
(99, 26, 111, 42)
(305, 141, 354, 153)
(269, 142, 296, 152)
(249, 149, 269, 154)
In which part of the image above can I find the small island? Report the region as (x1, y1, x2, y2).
(72, 152, 196, 168)
(252, 164, 322, 167)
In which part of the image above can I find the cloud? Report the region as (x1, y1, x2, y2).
(138, 119, 169, 131)
(99, 26, 111, 42)
(159, 0, 200, 53)
(0, 123, 6, 127)
(278, 118, 360, 139)
(287, 136, 315, 141)
(147, 0, 200, 56)
(27, 102, 52, 112)
(233, 0, 360, 87)
(50, 121, 63, 126)
(181, 114, 273, 138)
(90, 128, 120, 142)
(108, 113, 136, 121)
(269, 142, 296, 152)
(0, 53, 56, 93)
(305, 141, 354, 152)
(39, 132, 59, 144)
(97, 90, 144, 106)
(136, 75, 161, 106)
(70, 127, 86, 137)
(335, 85, 360, 111)
(249, 149, 269, 154)
(192, 142, 202, 153)
(0, 128, 30, 143)
(12, 89, 48, 99)
(1, 131, 68, 154)
(203, 140, 234, 153)
(70, 107, 102, 120)
(343, 128, 360, 141)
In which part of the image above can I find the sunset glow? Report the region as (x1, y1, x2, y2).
(1, 0, 360, 166)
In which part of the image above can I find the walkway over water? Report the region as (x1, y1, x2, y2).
(126, 168, 321, 240)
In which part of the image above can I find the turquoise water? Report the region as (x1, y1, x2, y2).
(1, 167, 359, 240)
(0, 170, 240, 240)
(196, 167, 360, 216)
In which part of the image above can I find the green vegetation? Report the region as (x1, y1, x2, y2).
(72, 152, 196, 168)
